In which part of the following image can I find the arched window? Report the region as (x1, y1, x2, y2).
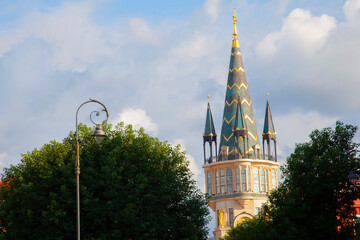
(260, 168, 265, 192)
(235, 167, 240, 192)
(207, 171, 212, 195)
(241, 166, 246, 191)
(220, 169, 225, 194)
(216, 170, 219, 194)
(227, 168, 233, 193)
(247, 166, 251, 191)
(272, 169, 277, 189)
(253, 167, 259, 192)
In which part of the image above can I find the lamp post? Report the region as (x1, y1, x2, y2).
(344, 148, 360, 182)
(75, 99, 109, 240)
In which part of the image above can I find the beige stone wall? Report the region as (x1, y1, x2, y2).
(204, 158, 279, 240)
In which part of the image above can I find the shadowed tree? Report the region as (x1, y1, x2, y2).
(222, 121, 360, 240)
(0, 123, 210, 240)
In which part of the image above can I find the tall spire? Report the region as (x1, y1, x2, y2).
(263, 94, 276, 136)
(262, 94, 277, 162)
(203, 96, 217, 164)
(219, 11, 260, 160)
(204, 96, 217, 138)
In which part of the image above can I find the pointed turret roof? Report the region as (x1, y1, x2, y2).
(204, 97, 217, 138)
(263, 94, 276, 136)
(234, 94, 246, 131)
(219, 11, 260, 160)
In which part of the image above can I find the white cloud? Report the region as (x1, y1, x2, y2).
(204, 0, 222, 21)
(256, 8, 336, 58)
(275, 110, 337, 161)
(171, 32, 212, 59)
(0, 153, 6, 168)
(172, 139, 202, 181)
(1, 1, 119, 72)
(343, 0, 360, 20)
(128, 18, 159, 44)
(111, 108, 158, 134)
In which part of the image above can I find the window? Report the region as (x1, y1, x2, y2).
(253, 167, 259, 192)
(260, 168, 265, 192)
(207, 171, 212, 195)
(229, 208, 234, 226)
(216, 170, 219, 194)
(265, 168, 269, 192)
(247, 166, 251, 191)
(235, 167, 240, 192)
(227, 168, 233, 193)
(241, 166, 246, 191)
(272, 169, 277, 189)
(220, 169, 225, 194)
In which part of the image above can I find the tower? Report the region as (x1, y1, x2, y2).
(202, 11, 279, 240)
(203, 96, 218, 165)
(263, 94, 277, 162)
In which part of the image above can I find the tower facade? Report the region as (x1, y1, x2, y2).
(203, 12, 279, 240)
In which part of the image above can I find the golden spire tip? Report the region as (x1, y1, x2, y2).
(232, 9, 239, 47)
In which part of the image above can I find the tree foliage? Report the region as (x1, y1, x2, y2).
(0, 123, 210, 240)
(222, 121, 360, 240)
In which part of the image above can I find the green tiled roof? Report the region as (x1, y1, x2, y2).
(234, 95, 245, 131)
(204, 101, 216, 137)
(219, 44, 260, 160)
(263, 97, 276, 136)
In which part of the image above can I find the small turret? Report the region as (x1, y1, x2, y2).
(262, 94, 277, 161)
(233, 94, 248, 159)
(203, 96, 217, 164)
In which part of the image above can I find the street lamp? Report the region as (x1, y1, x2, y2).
(344, 149, 360, 182)
(75, 98, 109, 240)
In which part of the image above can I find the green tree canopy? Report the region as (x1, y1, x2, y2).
(222, 121, 360, 240)
(0, 123, 210, 240)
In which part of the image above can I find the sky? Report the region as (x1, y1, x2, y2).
(1, 0, 360, 233)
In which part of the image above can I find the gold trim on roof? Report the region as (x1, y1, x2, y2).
(262, 131, 276, 135)
(229, 66, 245, 73)
(245, 115, 255, 123)
(226, 99, 237, 106)
(224, 115, 236, 124)
(248, 131, 258, 141)
(223, 133, 234, 142)
(228, 82, 248, 90)
(231, 51, 241, 56)
(241, 99, 251, 106)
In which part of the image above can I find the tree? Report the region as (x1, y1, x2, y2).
(0, 123, 210, 240)
(221, 216, 269, 240)
(222, 121, 360, 240)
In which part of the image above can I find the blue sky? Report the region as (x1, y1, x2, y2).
(1, 0, 360, 234)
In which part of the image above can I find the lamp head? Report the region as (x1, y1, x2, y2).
(91, 125, 106, 143)
(348, 170, 358, 183)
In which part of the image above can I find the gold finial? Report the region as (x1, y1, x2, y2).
(232, 9, 239, 48)
(207, 95, 210, 102)
(267, 93, 269, 100)
(233, 9, 238, 38)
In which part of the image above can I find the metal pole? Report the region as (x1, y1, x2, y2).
(75, 99, 109, 240)
(76, 139, 80, 240)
